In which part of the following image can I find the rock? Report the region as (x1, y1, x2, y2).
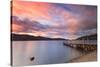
(30, 57, 35, 61)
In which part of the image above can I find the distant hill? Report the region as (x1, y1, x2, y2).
(11, 33, 66, 41)
(77, 34, 97, 40)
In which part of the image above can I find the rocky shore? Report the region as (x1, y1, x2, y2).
(69, 50, 97, 63)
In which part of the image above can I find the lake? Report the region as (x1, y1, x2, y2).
(12, 40, 85, 66)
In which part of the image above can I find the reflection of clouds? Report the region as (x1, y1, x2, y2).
(12, 1, 97, 39)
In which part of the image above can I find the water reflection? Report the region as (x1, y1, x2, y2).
(12, 41, 84, 66)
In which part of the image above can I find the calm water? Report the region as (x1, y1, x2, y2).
(12, 40, 85, 66)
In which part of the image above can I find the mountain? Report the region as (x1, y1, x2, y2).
(77, 34, 97, 40)
(11, 33, 66, 41)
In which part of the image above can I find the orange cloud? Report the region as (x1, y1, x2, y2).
(12, 1, 52, 20)
(12, 23, 23, 32)
(67, 18, 79, 34)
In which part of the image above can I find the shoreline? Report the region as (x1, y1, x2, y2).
(67, 50, 97, 63)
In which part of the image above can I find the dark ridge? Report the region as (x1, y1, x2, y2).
(11, 33, 66, 41)
(77, 34, 97, 40)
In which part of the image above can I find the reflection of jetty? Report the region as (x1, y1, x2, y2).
(64, 40, 97, 51)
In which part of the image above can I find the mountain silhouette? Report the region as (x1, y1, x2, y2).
(77, 34, 97, 40)
(11, 33, 66, 41)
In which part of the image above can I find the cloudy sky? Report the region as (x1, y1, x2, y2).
(11, 1, 97, 39)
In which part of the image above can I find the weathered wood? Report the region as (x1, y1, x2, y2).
(64, 40, 97, 51)
(66, 40, 97, 45)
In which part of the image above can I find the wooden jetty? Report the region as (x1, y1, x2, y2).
(63, 40, 97, 51)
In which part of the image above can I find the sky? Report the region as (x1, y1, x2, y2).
(11, 1, 97, 39)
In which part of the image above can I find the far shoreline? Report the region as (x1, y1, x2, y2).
(11, 39, 65, 41)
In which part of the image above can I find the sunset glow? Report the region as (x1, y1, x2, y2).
(11, 1, 97, 39)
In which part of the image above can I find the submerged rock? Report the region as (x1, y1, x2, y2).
(30, 57, 35, 61)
